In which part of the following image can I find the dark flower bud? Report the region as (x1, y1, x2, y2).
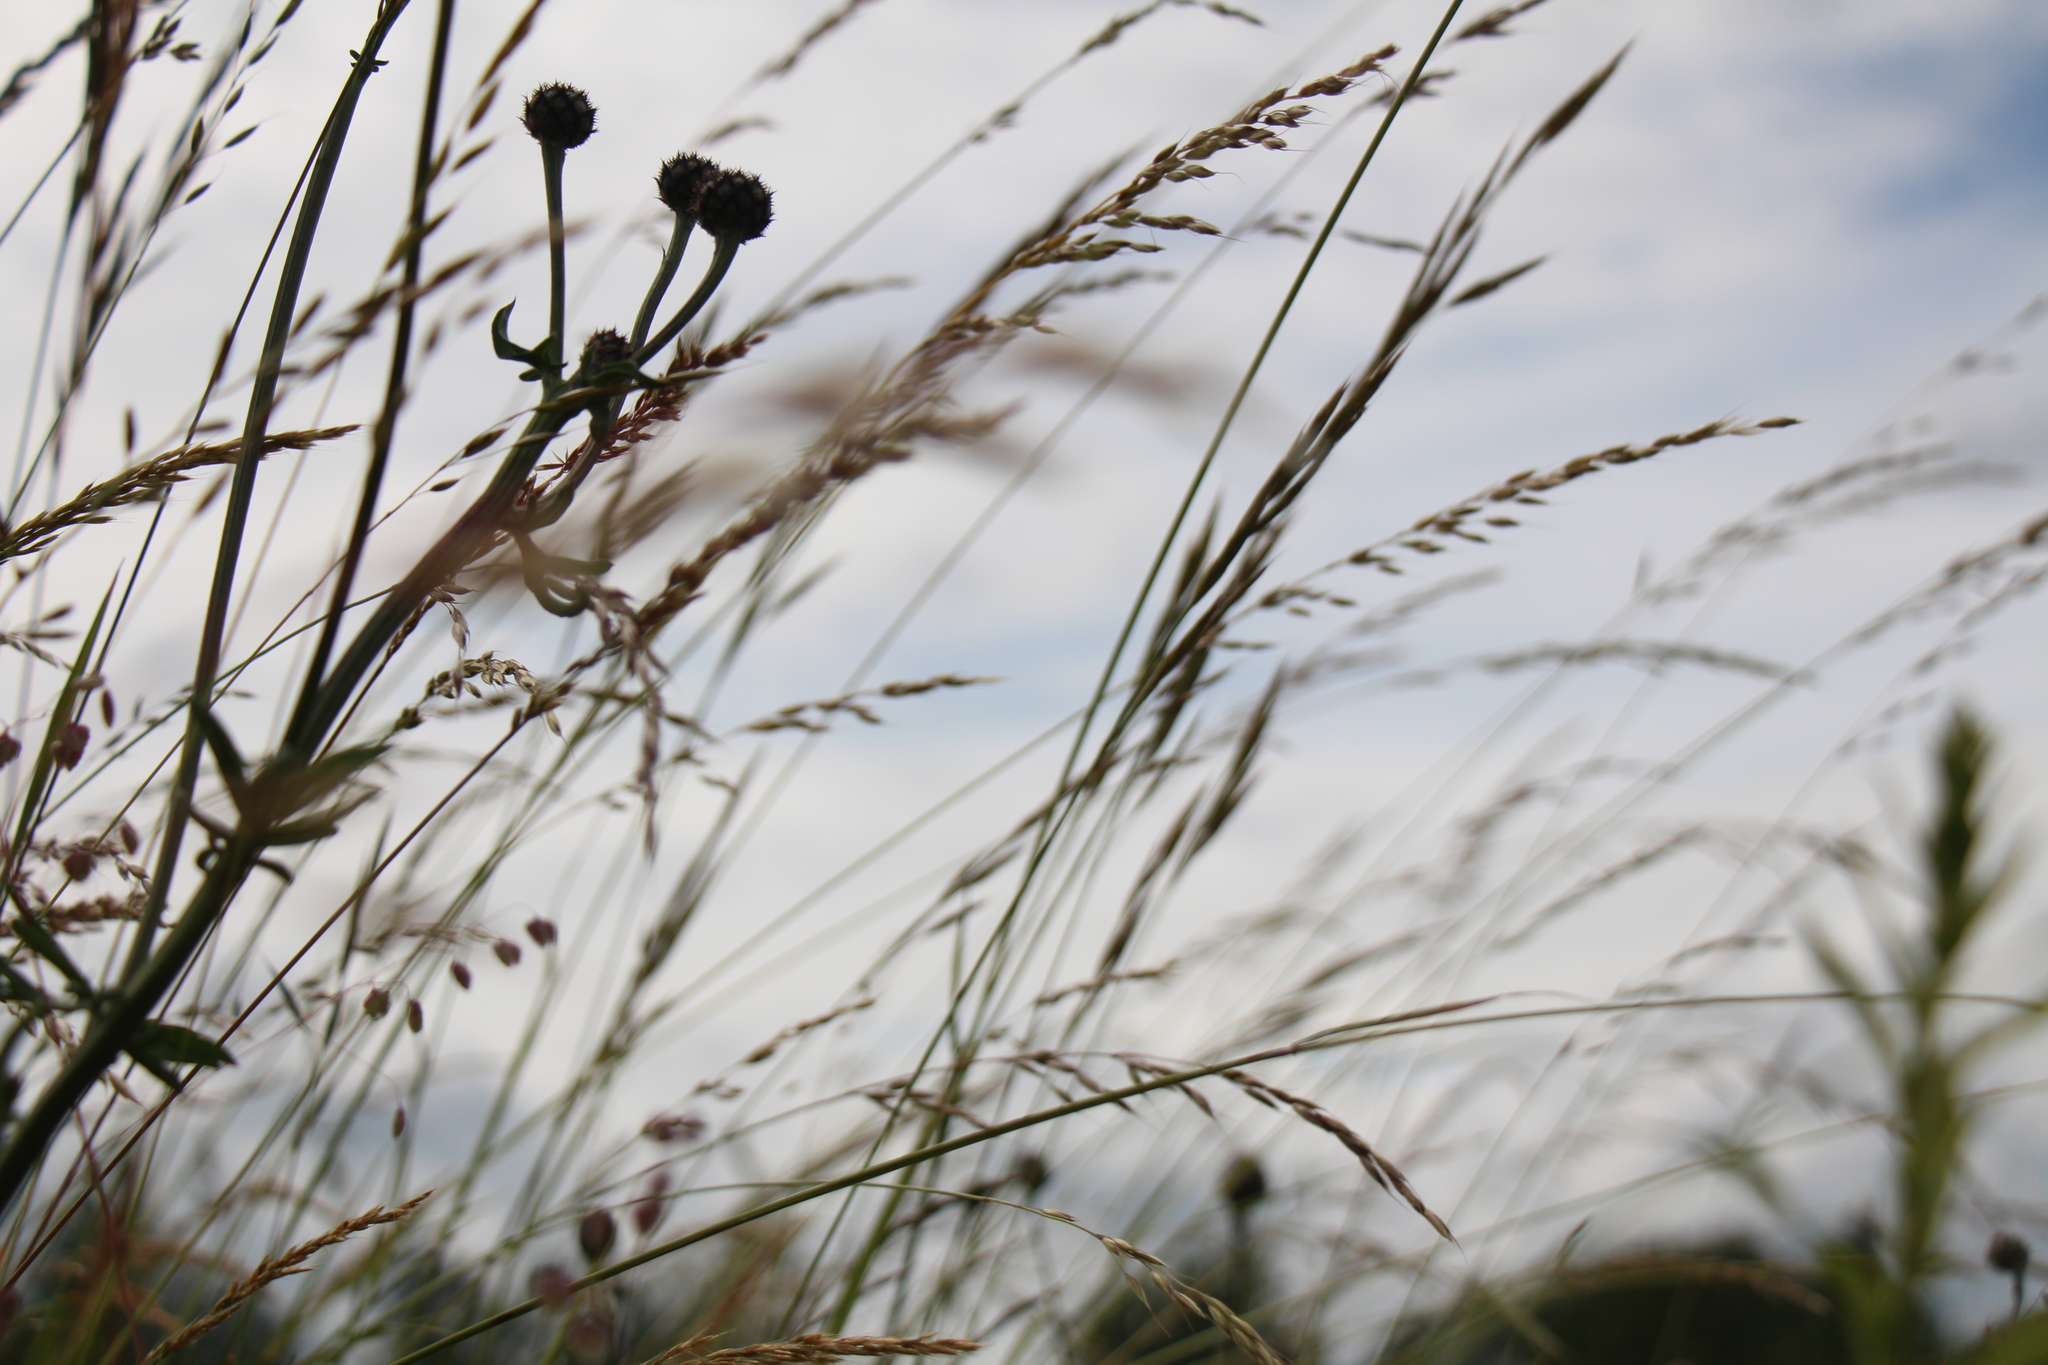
(578, 1208, 617, 1263)
(522, 83, 597, 149)
(119, 820, 140, 854)
(53, 722, 89, 771)
(577, 333, 629, 373)
(407, 999, 425, 1033)
(633, 1171, 671, 1236)
(391, 1104, 406, 1137)
(494, 938, 523, 967)
(61, 845, 95, 883)
(100, 691, 115, 726)
(1012, 1152, 1050, 1194)
(656, 152, 719, 215)
(1220, 1154, 1267, 1208)
(1990, 1231, 2031, 1275)
(526, 915, 559, 947)
(531, 1264, 576, 1310)
(364, 988, 390, 1019)
(450, 960, 473, 989)
(0, 730, 19, 769)
(694, 169, 773, 243)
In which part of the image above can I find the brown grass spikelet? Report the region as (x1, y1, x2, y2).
(142, 1191, 431, 1362)
(642, 1333, 981, 1365)
(1220, 1070, 1451, 1239)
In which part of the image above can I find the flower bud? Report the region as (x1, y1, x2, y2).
(656, 152, 719, 215)
(531, 1264, 576, 1310)
(61, 845, 95, 883)
(578, 1208, 617, 1263)
(494, 938, 523, 967)
(521, 83, 597, 149)
(407, 999, 425, 1033)
(633, 1171, 671, 1236)
(0, 731, 19, 769)
(450, 960, 473, 989)
(526, 915, 560, 947)
(1990, 1231, 2031, 1275)
(363, 988, 390, 1019)
(577, 333, 628, 373)
(694, 169, 773, 243)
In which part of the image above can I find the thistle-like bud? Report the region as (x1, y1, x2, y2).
(522, 83, 597, 149)
(1990, 1231, 2031, 1275)
(579, 331, 630, 373)
(656, 152, 719, 216)
(694, 169, 773, 242)
(578, 1208, 617, 1263)
(1220, 1154, 1267, 1208)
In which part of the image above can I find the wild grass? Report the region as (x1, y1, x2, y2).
(0, 2, 2042, 1364)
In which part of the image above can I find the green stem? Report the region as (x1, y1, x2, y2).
(633, 235, 739, 366)
(287, 0, 458, 751)
(631, 212, 694, 351)
(120, 2, 411, 980)
(543, 141, 567, 370)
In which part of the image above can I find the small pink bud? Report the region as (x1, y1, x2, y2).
(531, 1264, 576, 1310)
(364, 988, 390, 1019)
(578, 1208, 616, 1263)
(450, 961, 473, 989)
(526, 916, 558, 947)
(494, 938, 522, 967)
(61, 846, 95, 882)
(52, 722, 89, 771)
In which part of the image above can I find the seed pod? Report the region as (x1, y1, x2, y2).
(656, 152, 719, 215)
(633, 1171, 671, 1236)
(693, 169, 773, 243)
(61, 845, 95, 883)
(526, 916, 559, 947)
(521, 82, 597, 148)
(52, 722, 89, 771)
(531, 1264, 577, 1311)
(450, 960, 473, 989)
(363, 988, 391, 1019)
(494, 938, 523, 967)
(407, 1000, 425, 1033)
(578, 1208, 617, 1263)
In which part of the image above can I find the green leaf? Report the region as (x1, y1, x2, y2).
(1951, 1311, 2048, 1365)
(491, 302, 538, 364)
(129, 1020, 236, 1070)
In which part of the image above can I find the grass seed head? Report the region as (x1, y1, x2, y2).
(526, 915, 559, 947)
(579, 1207, 617, 1263)
(450, 960, 472, 989)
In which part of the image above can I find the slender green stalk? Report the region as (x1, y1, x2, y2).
(543, 141, 568, 367)
(633, 235, 739, 365)
(288, 0, 459, 746)
(631, 211, 693, 351)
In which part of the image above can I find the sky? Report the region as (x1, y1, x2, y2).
(2, 0, 2047, 1339)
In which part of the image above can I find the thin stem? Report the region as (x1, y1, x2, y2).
(288, 0, 458, 755)
(633, 235, 739, 366)
(122, 8, 412, 981)
(630, 212, 693, 351)
(543, 141, 567, 368)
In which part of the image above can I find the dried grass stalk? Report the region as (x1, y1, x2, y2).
(142, 1190, 431, 1363)
(642, 1333, 980, 1365)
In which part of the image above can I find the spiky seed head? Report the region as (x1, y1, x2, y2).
(522, 83, 597, 148)
(1221, 1154, 1267, 1207)
(579, 331, 630, 372)
(656, 152, 720, 215)
(694, 169, 773, 242)
(1990, 1231, 2031, 1274)
(578, 1208, 617, 1263)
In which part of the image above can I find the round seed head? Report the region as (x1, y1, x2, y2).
(578, 1208, 617, 1263)
(1989, 1231, 2031, 1275)
(1220, 1153, 1267, 1208)
(656, 152, 720, 215)
(522, 82, 597, 148)
(694, 168, 773, 242)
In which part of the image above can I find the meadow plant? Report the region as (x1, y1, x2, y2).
(0, 2, 2040, 1363)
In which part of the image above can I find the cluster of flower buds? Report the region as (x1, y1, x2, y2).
(657, 152, 774, 243)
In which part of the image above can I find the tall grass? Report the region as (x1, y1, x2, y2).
(0, 2, 2042, 1363)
